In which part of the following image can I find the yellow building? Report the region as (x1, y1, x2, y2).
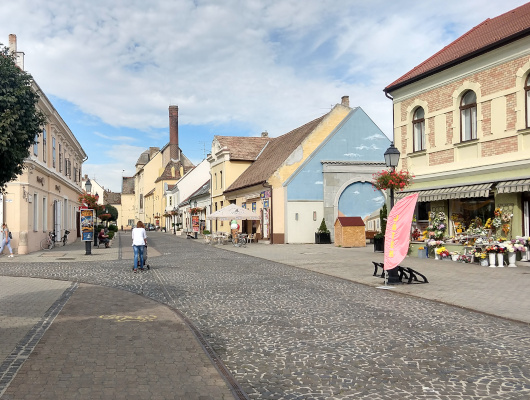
(1, 35, 87, 254)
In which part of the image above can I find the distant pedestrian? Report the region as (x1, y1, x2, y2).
(0, 223, 14, 258)
(98, 229, 110, 248)
(132, 221, 147, 273)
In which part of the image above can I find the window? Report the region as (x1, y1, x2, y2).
(42, 129, 47, 162)
(33, 193, 39, 231)
(460, 90, 477, 141)
(33, 133, 39, 156)
(526, 75, 530, 128)
(43, 197, 47, 232)
(412, 107, 425, 151)
(139, 194, 143, 209)
(169, 197, 172, 206)
(52, 137, 56, 168)
(220, 171, 223, 188)
(215, 173, 217, 189)
(59, 144, 63, 172)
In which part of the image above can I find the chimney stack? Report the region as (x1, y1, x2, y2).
(8, 34, 24, 70)
(261, 131, 268, 138)
(169, 105, 179, 161)
(341, 96, 349, 108)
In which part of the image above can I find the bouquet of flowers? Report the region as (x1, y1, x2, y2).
(458, 254, 472, 263)
(497, 245, 507, 254)
(427, 211, 447, 239)
(411, 228, 421, 241)
(427, 239, 444, 247)
(436, 247, 450, 257)
(485, 245, 498, 253)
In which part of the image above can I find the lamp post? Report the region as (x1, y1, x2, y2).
(173, 207, 177, 234)
(93, 192, 99, 246)
(84, 179, 92, 255)
(384, 142, 401, 284)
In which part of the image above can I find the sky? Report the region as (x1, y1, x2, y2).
(1, 0, 528, 192)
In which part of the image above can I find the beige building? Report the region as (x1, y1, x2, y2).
(1, 35, 87, 254)
(119, 106, 194, 230)
(207, 134, 271, 234)
(385, 3, 530, 238)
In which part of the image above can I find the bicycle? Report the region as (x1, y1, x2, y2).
(62, 230, 70, 246)
(232, 233, 247, 247)
(40, 231, 56, 250)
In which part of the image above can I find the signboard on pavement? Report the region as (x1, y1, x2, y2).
(80, 209, 94, 241)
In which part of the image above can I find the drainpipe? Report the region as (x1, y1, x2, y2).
(262, 182, 273, 243)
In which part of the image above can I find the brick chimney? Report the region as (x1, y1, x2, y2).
(261, 131, 268, 137)
(341, 96, 349, 107)
(169, 105, 179, 161)
(8, 34, 24, 70)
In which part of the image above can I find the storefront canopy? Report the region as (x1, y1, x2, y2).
(395, 183, 492, 202)
(206, 203, 261, 221)
(496, 179, 530, 194)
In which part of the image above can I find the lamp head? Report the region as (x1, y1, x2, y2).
(384, 142, 400, 169)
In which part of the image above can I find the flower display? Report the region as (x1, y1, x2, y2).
(427, 240, 444, 247)
(427, 211, 446, 239)
(371, 170, 414, 191)
(411, 228, 421, 241)
(458, 254, 472, 263)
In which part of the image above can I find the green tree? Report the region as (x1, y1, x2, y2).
(0, 45, 46, 189)
(106, 204, 118, 222)
(380, 203, 388, 235)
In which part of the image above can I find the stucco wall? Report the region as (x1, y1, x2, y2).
(286, 201, 323, 243)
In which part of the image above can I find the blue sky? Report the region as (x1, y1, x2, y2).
(1, 0, 528, 192)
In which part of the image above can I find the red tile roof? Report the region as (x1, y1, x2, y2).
(215, 136, 271, 161)
(385, 2, 530, 92)
(335, 217, 365, 227)
(225, 114, 328, 192)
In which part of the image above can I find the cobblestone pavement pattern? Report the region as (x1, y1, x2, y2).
(0, 232, 529, 399)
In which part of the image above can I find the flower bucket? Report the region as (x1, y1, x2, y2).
(434, 252, 440, 261)
(497, 253, 505, 267)
(507, 252, 517, 268)
(451, 255, 459, 262)
(488, 253, 496, 268)
(480, 259, 489, 267)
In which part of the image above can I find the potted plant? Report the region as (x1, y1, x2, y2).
(315, 218, 331, 244)
(373, 232, 385, 252)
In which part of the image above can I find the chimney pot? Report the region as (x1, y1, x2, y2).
(261, 131, 268, 138)
(341, 96, 350, 107)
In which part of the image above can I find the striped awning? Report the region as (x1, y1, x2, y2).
(395, 183, 492, 202)
(496, 179, 530, 193)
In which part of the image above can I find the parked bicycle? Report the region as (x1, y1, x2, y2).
(62, 230, 70, 246)
(232, 233, 247, 247)
(40, 231, 56, 250)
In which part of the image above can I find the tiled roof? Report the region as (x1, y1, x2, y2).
(215, 136, 270, 161)
(225, 114, 328, 192)
(144, 188, 155, 197)
(385, 2, 530, 92)
(155, 160, 193, 183)
(336, 216, 365, 227)
(105, 191, 121, 205)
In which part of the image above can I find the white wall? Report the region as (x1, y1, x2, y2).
(286, 201, 324, 243)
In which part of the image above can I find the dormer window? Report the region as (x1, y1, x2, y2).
(460, 90, 477, 141)
(412, 107, 425, 151)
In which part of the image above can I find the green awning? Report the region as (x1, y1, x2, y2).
(395, 183, 492, 202)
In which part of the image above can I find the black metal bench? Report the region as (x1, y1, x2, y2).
(372, 261, 428, 284)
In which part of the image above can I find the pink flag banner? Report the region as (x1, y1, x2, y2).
(384, 193, 419, 270)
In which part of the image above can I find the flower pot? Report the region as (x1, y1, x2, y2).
(507, 252, 517, 268)
(497, 253, 505, 267)
(315, 232, 331, 244)
(480, 259, 489, 267)
(488, 253, 496, 268)
(434, 252, 440, 261)
(451, 255, 459, 262)
(373, 237, 384, 252)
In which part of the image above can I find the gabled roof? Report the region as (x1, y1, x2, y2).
(335, 216, 365, 227)
(155, 160, 193, 183)
(385, 2, 530, 92)
(215, 136, 270, 161)
(105, 191, 121, 205)
(225, 114, 328, 193)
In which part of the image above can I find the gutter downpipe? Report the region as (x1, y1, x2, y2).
(262, 182, 273, 244)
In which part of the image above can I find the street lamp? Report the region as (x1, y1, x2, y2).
(173, 207, 177, 234)
(94, 192, 100, 246)
(84, 178, 92, 255)
(384, 141, 401, 209)
(384, 142, 401, 284)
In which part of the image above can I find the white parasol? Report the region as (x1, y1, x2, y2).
(206, 203, 260, 221)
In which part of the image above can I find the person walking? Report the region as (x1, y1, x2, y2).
(131, 221, 147, 273)
(0, 223, 14, 258)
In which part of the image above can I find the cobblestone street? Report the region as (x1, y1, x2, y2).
(1, 232, 529, 399)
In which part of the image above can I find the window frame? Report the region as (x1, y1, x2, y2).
(524, 74, 530, 128)
(33, 133, 39, 156)
(42, 129, 47, 162)
(52, 137, 56, 168)
(460, 90, 477, 142)
(412, 107, 425, 152)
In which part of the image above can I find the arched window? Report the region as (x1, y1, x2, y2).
(525, 75, 530, 128)
(460, 90, 477, 141)
(412, 107, 425, 151)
